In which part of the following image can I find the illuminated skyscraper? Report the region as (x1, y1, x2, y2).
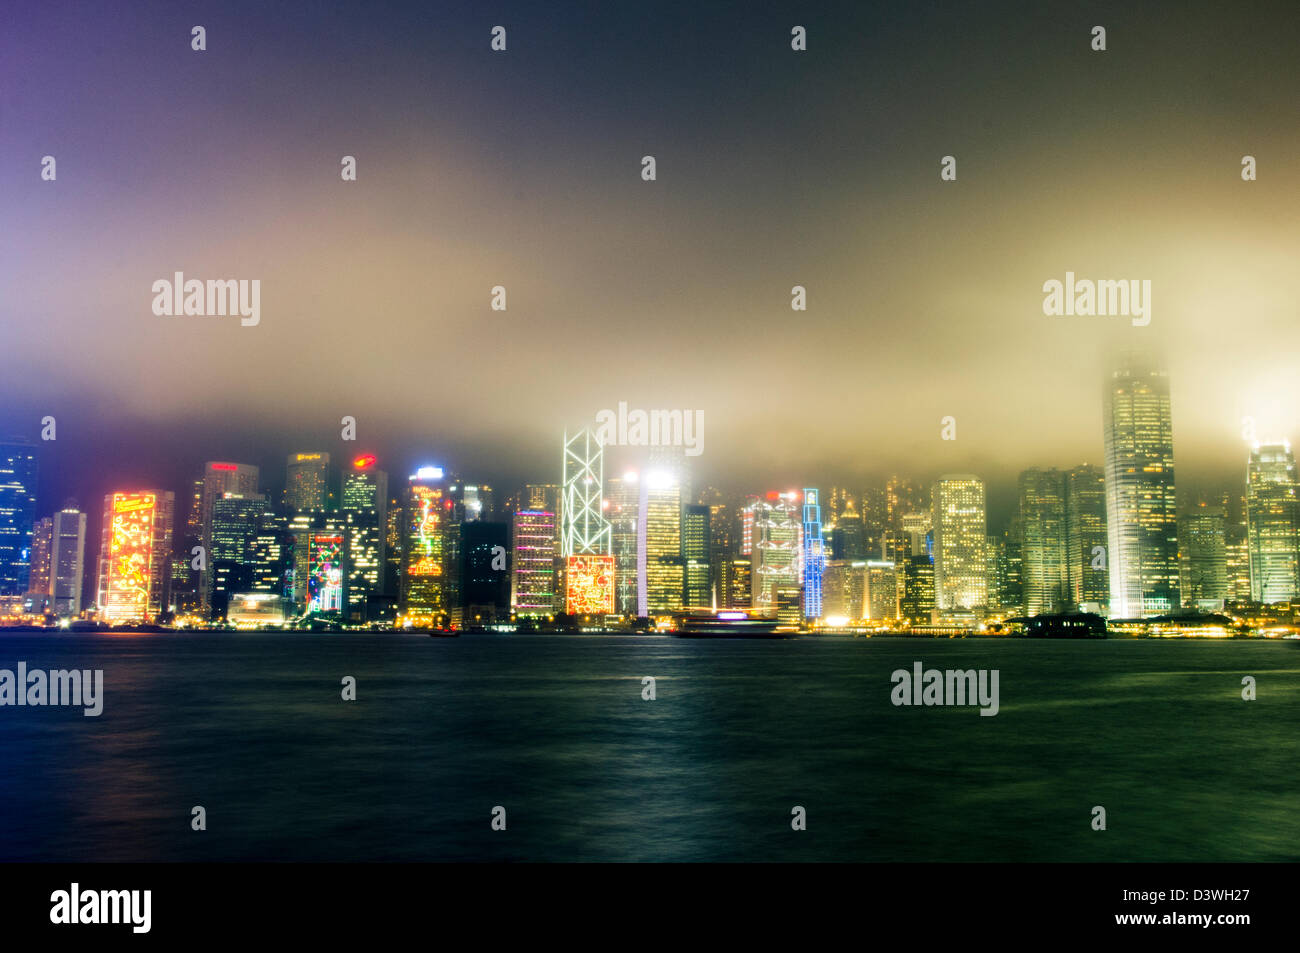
(0, 440, 38, 596)
(801, 489, 825, 619)
(1018, 468, 1067, 616)
(1064, 464, 1109, 611)
(51, 506, 87, 617)
(28, 517, 54, 605)
(511, 510, 557, 617)
(932, 475, 987, 616)
(830, 501, 867, 560)
(900, 554, 935, 623)
(96, 490, 175, 623)
(822, 560, 866, 622)
(1103, 362, 1179, 617)
(286, 452, 331, 512)
(342, 456, 389, 620)
(211, 492, 268, 616)
(606, 472, 639, 615)
(717, 555, 752, 609)
(682, 504, 711, 607)
(1245, 442, 1300, 604)
(1180, 503, 1228, 609)
(639, 471, 683, 616)
(864, 560, 899, 621)
(749, 492, 801, 611)
(199, 461, 259, 612)
(399, 466, 449, 625)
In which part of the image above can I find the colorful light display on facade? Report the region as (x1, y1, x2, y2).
(565, 554, 615, 614)
(103, 492, 157, 623)
(307, 533, 345, 614)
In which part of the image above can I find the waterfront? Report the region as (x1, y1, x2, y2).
(1, 633, 1296, 862)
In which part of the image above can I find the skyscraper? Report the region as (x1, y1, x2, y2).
(511, 510, 557, 617)
(749, 492, 801, 612)
(27, 517, 54, 606)
(399, 466, 449, 625)
(199, 462, 260, 613)
(606, 472, 640, 616)
(682, 503, 711, 607)
(1018, 468, 1067, 616)
(96, 490, 175, 623)
(0, 440, 38, 596)
(932, 475, 987, 616)
(1245, 442, 1300, 604)
(639, 470, 684, 616)
(50, 506, 87, 617)
(1064, 464, 1109, 611)
(801, 489, 825, 620)
(1102, 361, 1179, 617)
(1180, 503, 1228, 609)
(286, 452, 331, 512)
(341, 455, 389, 620)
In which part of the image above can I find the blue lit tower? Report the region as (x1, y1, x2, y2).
(802, 488, 825, 620)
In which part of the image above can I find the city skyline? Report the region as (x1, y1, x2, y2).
(3, 1, 1299, 508)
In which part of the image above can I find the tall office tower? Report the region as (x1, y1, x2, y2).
(1018, 468, 1068, 616)
(249, 508, 288, 595)
(717, 556, 752, 609)
(199, 461, 260, 610)
(96, 490, 175, 623)
(1064, 464, 1109, 611)
(831, 501, 867, 559)
(28, 517, 54, 604)
(1103, 361, 1179, 617)
(1180, 504, 1228, 608)
(562, 430, 615, 614)
(170, 477, 205, 616)
(682, 503, 711, 607)
(511, 510, 557, 617)
(49, 506, 87, 617)
(739, 495, 758, 556)
(286, 452, 331, 512)
(801, 489, 825, 620)
(341, 456, 389, 620)
(748, 492, 802, 612)
(399, 466, 450, 625)
(460, 521, 510, 622)
(900, 554, 935, 623)
(0, 440, 38, 595)
(985, 535, 1006, 613)
(639, 471, 684, 616)
(606, 472, 640, 615)
(999, 516, 1024, 615)
(864, 560, 899, 621)
(697, 486, 735, 561)
(822, 560, 866, 621)
(562, 430, 613, 557)
(901, 512, 932, 557)
(932, 475, 988, 616)
(1224, 517, 1251, 602)
(210, 493, 269, 617)
(1245, 442, 1300, 604)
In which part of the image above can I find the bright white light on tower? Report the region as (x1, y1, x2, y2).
(646, 470, 675, 489)
(412, 466, 443, 480)
(624, 471, 639, 482)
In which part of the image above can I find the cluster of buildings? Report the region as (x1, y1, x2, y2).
(3, 360, 1300, 633)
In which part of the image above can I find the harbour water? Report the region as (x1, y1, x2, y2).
(1, 632, 1296, 862)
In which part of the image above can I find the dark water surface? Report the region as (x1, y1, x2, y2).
(1, 633, 1296, 862)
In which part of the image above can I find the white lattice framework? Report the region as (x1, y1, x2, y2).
(562, 429, 612, 557)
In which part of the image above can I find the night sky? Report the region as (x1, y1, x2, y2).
(3, 0, 1298, 524)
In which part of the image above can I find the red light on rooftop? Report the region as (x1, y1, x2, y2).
(211, 463, 238, 472)
(353, 454, 377, 469)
